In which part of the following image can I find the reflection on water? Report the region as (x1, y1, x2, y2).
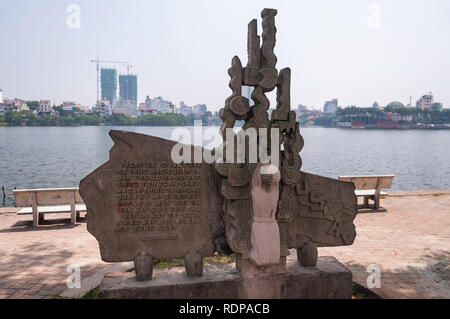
(1, 126, 449, 206)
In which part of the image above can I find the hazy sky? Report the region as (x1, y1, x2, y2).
(1, 0, 449, 110)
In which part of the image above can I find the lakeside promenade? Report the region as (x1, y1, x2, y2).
(0, 190, 449, 299)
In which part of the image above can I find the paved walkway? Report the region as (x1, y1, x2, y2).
(320, 192, 450, 299)
(0, 190, 449, 299)
(0, 212, 109, 299)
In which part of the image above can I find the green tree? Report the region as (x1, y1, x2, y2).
(5, 111, 23, 126)
(26, 101, 39, 111)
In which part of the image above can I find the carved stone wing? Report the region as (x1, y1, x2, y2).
(279, 171, 358, 248)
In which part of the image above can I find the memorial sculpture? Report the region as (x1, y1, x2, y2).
(248, 164, 281, 267)
(80, 8, 358, 298)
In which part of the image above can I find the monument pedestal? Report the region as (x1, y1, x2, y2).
(98, 256, 352, 299)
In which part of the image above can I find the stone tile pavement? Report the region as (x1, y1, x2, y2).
(0, 190, 449, 299)
(0, 211, 109, 299)
(320, 192, 450, 299)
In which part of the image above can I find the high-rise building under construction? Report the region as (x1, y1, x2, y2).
(119, 74, 138, 106)
(101, 68, 117, 104)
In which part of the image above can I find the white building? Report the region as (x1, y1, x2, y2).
(16, 99, 28, 111)
(138, 103, 152, 114)
(297, 104, 308, 113)
(323, 99, 338, 114)
(3, 99, 29, 112)
(1, 99, 25, 112)
(193, 104, 207, 114)
(112, 106, 138, 117)
(38, 100, 52, 114)
(93, 99, 112, 116)
(112, 99, 139, 117)
(146, 96, 174, 113)
(0, 89, 3, 104)
(62, 101, 81, 112)
(416, 93, 434, 109)
(180, 104, 193, 116)
(79, 105, 91, 113)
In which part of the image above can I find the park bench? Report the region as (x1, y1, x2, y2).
(13, 188, 86, 228)
(338, 175, 395, 210)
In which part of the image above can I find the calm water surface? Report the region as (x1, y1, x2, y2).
(1, 126, 449, 206)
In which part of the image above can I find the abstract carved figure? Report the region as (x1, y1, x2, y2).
(215, 8, 358, 276)
(249, 164, 281, 266)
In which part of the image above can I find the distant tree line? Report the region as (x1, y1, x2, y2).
(0, 110, 219, 127)
(336, 106, 450, 125)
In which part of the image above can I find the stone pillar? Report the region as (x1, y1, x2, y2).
(134, 251, 153, 281)
(184, 250, 203, 277)
(297, 241, 318, 267)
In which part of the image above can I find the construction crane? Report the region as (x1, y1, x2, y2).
(90, 58, 133, 102)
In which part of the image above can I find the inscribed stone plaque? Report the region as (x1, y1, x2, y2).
(80, 130, 225, 262)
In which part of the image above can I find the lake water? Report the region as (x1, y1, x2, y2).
(1, 126, 449, 207)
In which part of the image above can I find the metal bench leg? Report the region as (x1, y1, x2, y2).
(363, 196, 369, 208)
(32, 192, 39, 228)
(70, 192, 76, 225)
(33, 211, 38, 228)
(374, 177, 382, 210)
(374, 194, 380, 210)
(39, 213, 45, 223)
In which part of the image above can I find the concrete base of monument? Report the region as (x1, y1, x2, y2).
(98, 256, 352, 299)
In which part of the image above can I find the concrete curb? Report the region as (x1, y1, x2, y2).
(60, 262, 134, 299)
(388, 190, 450, 197)
(0, 207, 20, 214)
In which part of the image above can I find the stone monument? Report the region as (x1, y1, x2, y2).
(80, 8, 358, 299)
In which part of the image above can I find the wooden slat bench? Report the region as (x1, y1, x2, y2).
(13, 188, 86, 228)
(338, 175, 395, 210)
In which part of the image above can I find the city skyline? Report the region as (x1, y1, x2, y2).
(0, 0, 449, 110)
